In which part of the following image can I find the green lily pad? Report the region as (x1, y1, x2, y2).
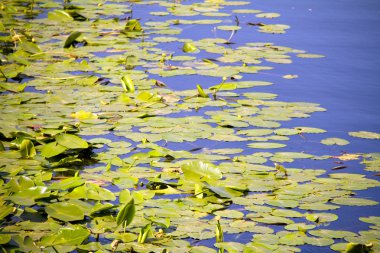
(248, 142, 286, 149)
(45, 202, 85, 222)
(40, 142, 68, 158)
(8, 186, 50, 206)
(181, 161, 222, 182)
(321, 138, 350, 146)
(56, 134, 88, 149)
(349, 131, 380, 139)
(214, 210, 244, 219)
(331, 197, 378, 206)
(40, 225, 90, 246)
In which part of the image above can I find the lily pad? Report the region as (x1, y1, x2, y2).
(321, 138, 350, 146)
(349, 131, 380, 139)
(45, 202, 85, 222)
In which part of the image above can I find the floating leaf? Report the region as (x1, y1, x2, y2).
(49, 177, 85, 191)
(248, 142, 286, 149)
(331, 197, 378, 206)
(181, 161, 222, 182)
(40, 142, 67, 158)
(0, 82, 27, 92)
(56, 134, 88, 149)
(8, 186, 50, 206)
(321, 138, 349, 146)
(297, 53, 325, 58)
(40, 225, 90, 246)
(45, 202, 85, 222)
(0, 204, 14, 220)
(306, 213, 338, 223)
(209, 82, 237, 91)
(214, 210, 244, 219)
(216, 25, 241, 31)
(256, 13, 280, 18)
(349, 131, 380, 139)
(48, 10, 73, 21)
(19, 41, 42, 54)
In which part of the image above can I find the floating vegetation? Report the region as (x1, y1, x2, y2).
(0, 0, 379, 252)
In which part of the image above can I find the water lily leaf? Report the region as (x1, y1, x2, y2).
(297, 53, 325, 58)
(359, 216, 380, 226)
(299, 202, 339, 211)
(197, 84, 208, 98)
(272, 209, 303, 218)
(145, 216, 170, 228)
(248, 142, 286, 149)
(209, 82, 237, 91)
(48, 10, 73, 21)
(309, 229, 357, 239)
(243, 242, 276, 253)
(181, 161, 222, 182)
(214, 210, 244, 219)
(90, 202, 114, 216)
(279, 232, 305, 246)
(8, 186, 50, 206)
(215, 242, 244, 252)
(253, 215, 294, 225)
(64, 184, 116, 201)
(49, 177, 85, 190)
(303, 237, 334, 246)
(121, 75, 135, 93)
(296, 127, 326, 134)
(267, 199, 298, 208)
(0, 204, 14, 220)
(216, 25, 241, 31)
(20, 139, 36, 158)
(183, 42, 199, 53)
(306, 213, 338, 223)
(0, 82, 27, 92)
(0, 234, 11, 245)
(64, 31, 82, 48)
(284, 223, 315, 231)
(56, 134, 88, 149)
(191, 246, 217, 253)
(116, 197, 135, 227)
(137, 222, 152, 243)
(45, 202, 85, 222)
(274, 128, 299, 136)
(321, 138, 349, 146)
(203, 182, 242, 198)
(256, 13, 280, 18)
(331, 197, 378, 206)
(40, 225, 90, 246)
(349, 131, 380, 139)
(19, 41, 42, 54)
(345, 242, 374, 253)
(125, 19, 142, 32)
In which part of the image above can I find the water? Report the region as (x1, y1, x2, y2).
(2, 0, 380, 252)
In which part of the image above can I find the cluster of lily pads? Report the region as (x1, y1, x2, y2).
(0, 0, 379, 252)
